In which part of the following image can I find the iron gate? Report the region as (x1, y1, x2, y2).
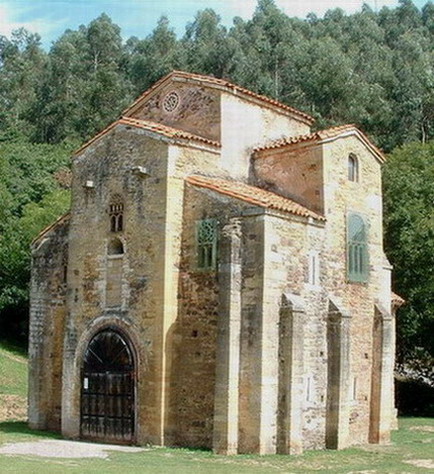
(80, 329, 135, 443)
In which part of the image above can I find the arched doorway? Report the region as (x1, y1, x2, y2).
(80, 328, 135, 443)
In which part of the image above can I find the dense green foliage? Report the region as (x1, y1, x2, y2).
(0, 0, 432, 367)
(3, 1, 434, 150)
(383, 141, 434, 367)
(0, 141, 73, 338)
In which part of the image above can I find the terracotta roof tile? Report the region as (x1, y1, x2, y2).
(123, 71, 314, 125)
(118, 117, 220, 147)
(253, 124, 355, 152)
(74, 117, 220, 156)
(253, 124, 386, 163)
(186, 175, 325, 221)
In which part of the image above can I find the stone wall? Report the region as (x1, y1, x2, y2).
(129, 83, 221, 143)
(61, 124, 222, 445)
(130, 76, 312, 183)
(62, 127, 172, 443)
(258, 213, 327, 452)
(322, 135, 393, 447)
(253, 145, 324, 213)
(169, 185, 248, 449)
(28, 75, 394, 454)
(169, 184, 329, 454)
(29, 216, 69, 431)
(220, 93, 311, 179)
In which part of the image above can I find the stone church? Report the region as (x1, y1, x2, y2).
(29, 71, 402, 455)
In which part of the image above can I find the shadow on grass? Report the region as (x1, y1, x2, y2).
(0, 421, 61, 439)
(0, 340, 28, 358)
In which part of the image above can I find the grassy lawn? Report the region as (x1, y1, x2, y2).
(0, 340, 28, 422)
(0, 418, 432, 473)
(0, 340, 27, 396)
(1, 342, 433, 472)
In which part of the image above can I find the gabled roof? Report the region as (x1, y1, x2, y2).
(74, 116, 220, 156)
(122, 70, 314, 125)
(32, 212, 71, 246)
(186, 175, 325, 221)
(253, 124, 386, 163)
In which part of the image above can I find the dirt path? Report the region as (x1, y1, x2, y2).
(0, 394, 27, 422)
(404, 459, 434, 469)
(0, 439, 144, 458)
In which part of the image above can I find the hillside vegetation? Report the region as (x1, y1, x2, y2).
(0, 341, 28, 422)
(0, 0, 433, 370)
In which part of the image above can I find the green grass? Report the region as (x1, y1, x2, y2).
(0, 418, 433, 473)
(0, 340, 28, 398)
(0, 342, 433, 472)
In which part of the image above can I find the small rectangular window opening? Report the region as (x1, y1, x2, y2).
(308, 251, 320, 286)
(351, 377, 357, 401)
(306, 377, 312, 402)
(348, 154, 359, 182)
(63, 265, 68, 283)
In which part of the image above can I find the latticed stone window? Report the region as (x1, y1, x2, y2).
(109, 195, 124, 232)
(196, 218, 218, 270)
(347, 213, 368, 283)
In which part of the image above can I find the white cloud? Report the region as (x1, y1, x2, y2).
(0, 0, 404, 48)
(222, 1, 401, 20)
(156, 0, 401, 25)
(0, 2, 67, 40)
(216, 0, 401, 21)
(225, 0, 257, 18)
(274, 0, 399, 18)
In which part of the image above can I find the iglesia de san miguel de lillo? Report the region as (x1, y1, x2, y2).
(29, 71, 404, 455)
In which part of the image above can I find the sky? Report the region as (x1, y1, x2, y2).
(0, 0, 431, 49)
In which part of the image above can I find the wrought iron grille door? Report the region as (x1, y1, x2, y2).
(80, 329, 135, 443)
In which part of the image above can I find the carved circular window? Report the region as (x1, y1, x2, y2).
(162, 91, 180, 113)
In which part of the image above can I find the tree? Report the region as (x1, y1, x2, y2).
(0, 29, 47, 139)
(0, 139, 74, 341)
(0, 189, 70, 340)
(31, 28, 88, 143)
(126, 16, 185, 94)
(383, 141, 434, 366)
(182, 9, 235, 77)
(32, 14, 133, 143)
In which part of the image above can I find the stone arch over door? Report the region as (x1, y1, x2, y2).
(80, 327, 136, 443)
(61, 316, 149, 444)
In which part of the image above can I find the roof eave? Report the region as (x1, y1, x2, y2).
(186, 176, 325, 222)
(73, 119, 221, 158)
(121, 72, 176, 116)
(31, 212, 71, 247)
(254, 128, 386, 164)
(122, 71, 315, 125)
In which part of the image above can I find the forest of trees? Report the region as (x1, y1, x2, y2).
(0, 0, 433, 374)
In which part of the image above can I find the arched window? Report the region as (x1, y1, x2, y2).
(348, 153, 359, 182)
(347, 213, 368, 282)
(109, 195, 124, 232)
(108, 237, 124, 255)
